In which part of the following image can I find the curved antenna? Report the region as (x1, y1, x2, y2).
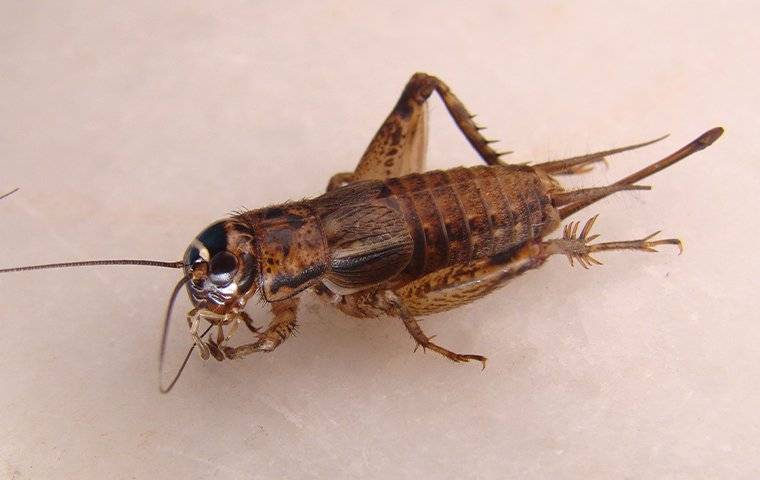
(160, 341, 194, 394)
(159, 324, 212, 394)
(0, 259, 184, 273)
(0, 188, 19, 200)
(158, 274, 193, 394)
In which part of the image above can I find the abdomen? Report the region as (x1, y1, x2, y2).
(383, 165, 558, 278)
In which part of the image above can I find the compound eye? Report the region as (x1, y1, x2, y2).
(183, 245, 205, 268)
(208, 252, 238, 287)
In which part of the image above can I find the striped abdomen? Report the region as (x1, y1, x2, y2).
(244, 164, 559, 300)
(384, 165, 559, 277)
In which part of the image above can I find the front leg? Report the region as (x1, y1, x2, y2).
(222, 297, 300, 359)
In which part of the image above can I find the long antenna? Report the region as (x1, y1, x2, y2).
(0, 259, 184, 273)
(0, 207, 195, 390)
(158, 324, 212, 394)
(0, 188, 19, 200)
(158, 274, 193, 394)
(0, 188, 184, 273)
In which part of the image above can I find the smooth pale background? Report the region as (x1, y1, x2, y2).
(1, 2, 758, 479)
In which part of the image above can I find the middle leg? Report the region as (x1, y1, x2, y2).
(324, 249, 551, 367)
(384, 290, 487, 368)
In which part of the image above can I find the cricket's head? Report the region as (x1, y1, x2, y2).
(183, 219, 259, 314)
(154, 218, 263, 393)
(0, 189, 230, 392)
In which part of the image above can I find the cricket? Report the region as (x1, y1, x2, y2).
(0, 72, 723, 392)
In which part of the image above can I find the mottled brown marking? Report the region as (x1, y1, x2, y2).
(140, 72, 721, 370)
(239, 204, 328, 301)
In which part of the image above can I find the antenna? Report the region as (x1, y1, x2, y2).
(0, 188, 19, 200)
(0, 259, 184, 274)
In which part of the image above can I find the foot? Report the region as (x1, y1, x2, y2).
(549, 215, 683, 269)
(414, 338, 488, 369)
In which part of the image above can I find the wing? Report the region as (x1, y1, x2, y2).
(316, 182, 414, 294)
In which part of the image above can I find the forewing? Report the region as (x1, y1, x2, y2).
(320, 198, 413, 293)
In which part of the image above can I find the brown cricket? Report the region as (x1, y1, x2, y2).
(0, 73, 723, 392)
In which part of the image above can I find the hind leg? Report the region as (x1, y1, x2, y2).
(328, 72, 510, 191)
(396, 216, 682, 313)
(319, 214, 682, 367)
(387, 218, 679, 365)
(545, 215, 682, 268)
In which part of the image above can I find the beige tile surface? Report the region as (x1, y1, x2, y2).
(1, 2, 758, 478)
